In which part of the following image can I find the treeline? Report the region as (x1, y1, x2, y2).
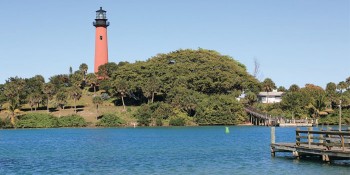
(0, 113, 125, 128)
(254, 82, 350, 125)
(0, 48, 349, 127)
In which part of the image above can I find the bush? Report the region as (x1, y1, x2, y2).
(96, 113, 125, 127)
(16, 113, 59, 128)
(0, 117, 12, 128)
(58, 114, 87, 127)
(195, 94, 246, 125)
(133, 103, 155, 126)
(169, 116, 186, 126)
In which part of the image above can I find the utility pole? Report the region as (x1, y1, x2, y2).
(339, 99, 342, 131)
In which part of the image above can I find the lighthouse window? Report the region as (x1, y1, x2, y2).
(100, 36, 103, 40)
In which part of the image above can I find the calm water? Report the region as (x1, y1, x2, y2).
(0, 126, 349, 174)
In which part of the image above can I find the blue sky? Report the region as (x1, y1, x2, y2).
(0, 0, 349, 88)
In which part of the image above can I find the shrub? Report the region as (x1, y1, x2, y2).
(58, 114, 87, 127)
(0, 117, 12, 128)
(16, 113, 59, 128)
(96, 113, 125, 127)
(133, 104, 154, 126)
(195, 94, 246, 125)
(169, 116, 186, 126)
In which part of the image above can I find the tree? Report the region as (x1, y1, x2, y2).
(43, 83, 56, 112)
(25, 75, 45, 96)
(313, 92, 326, 118)
(0, 84, 7, 110)
(196, 94, 246, 125)
(27, 92, 42, 111)
(337, 81, 348, 94)
(300, 84, 326, 118)
(86, 73, 98, 94)
(49, 74, 69, 89)
(325, 82, 337, 108)
(142, 76, 161, 103)
(337, 81, 348, 130)
(277, 86, 286, 92)
(55, 88, 68, 115)
(244, 91, 258, 105)
(112, 79, 129, 111)
(92, 96, 103, 114)
(281, 91, 307, 119)
(79, 63, 88, 81)
(69, 66, 73, 75)
(346, 76, 350, 89)
(262, 78, 276, 103)
(167, 87, 201, 116)
(97, 62, 119, 79)
(289, 84, 300, 92)
(68, 86, 82, 113)
(3, 77, 26, 126)
(70, 72, 83, 87)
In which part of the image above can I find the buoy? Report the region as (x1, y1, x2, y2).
(225, 127, 230, 134)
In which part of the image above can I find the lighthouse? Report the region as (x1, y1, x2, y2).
(93, 7, 110, 73)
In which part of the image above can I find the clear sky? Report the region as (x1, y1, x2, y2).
(0, 0, 349, 88)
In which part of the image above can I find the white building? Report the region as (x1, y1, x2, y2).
(258, 90, 284, 103)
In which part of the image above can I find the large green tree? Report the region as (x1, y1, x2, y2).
(111, 79, 129, 110)
(142, 76, 161, 103)
(3, 77, 26, 126)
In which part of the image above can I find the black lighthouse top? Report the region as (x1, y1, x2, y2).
(93, 7, 110, 27)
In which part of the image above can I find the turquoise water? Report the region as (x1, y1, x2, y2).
(0, 126, 349, 174)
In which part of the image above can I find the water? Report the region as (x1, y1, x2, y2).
(0, 126, 349, 174)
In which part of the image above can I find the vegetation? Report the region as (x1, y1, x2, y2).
(96, 113, 125, 127)
(0, 48, 349, 128)
(16, 113, 58, 128)
(58, 114, 87, 127)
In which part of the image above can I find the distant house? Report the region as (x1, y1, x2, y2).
(258, 90, 284, 103)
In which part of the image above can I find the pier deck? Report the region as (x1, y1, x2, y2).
(270, 127, 350, 162)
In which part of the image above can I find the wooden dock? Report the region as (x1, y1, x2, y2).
(270, 127, 350, 162)
(245, 106, 317, 127)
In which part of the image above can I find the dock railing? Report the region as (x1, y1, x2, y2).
(296, 127, 350, 151)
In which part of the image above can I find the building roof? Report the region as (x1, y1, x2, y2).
(258, 91, 284, 96)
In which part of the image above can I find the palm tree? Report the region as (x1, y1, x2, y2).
(262, 78, 276, 103)
(86, 73, 98, 94)
(70, 73, 83, 88)
(43, 83, 56, 112)
(92, 96, 103, 114)
(68, 86, 82, 113)
(312, 92, 326, 118)
(79, 63, 88, 81)
(56, 89, 68, 116)
(337, 81, 348, 131)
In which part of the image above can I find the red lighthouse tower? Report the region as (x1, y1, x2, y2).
(93, 7, 110, 73)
